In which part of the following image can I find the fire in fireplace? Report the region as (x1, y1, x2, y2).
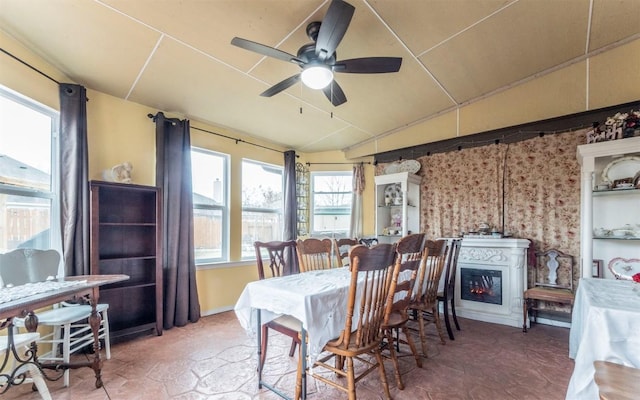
(460, 268, 502, 305)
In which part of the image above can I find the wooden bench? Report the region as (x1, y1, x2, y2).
(593, 360, 640, 400)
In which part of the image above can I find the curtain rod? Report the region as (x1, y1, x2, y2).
(147, 113, 293, 156)
(305, 162, 371, 166)
(0, 47, 60, 85)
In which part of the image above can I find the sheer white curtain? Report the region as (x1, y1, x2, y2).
(349, 163, 365, 238)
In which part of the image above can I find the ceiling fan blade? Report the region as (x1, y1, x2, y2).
(260, 74, 301, 97)
(315, 0, 355, 60)
(322, 80, 347, 106)
(231, 37, 303, 65)
(333, 57, 402, 73)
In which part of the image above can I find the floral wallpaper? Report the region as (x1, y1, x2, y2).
(377, 128, 588, 289)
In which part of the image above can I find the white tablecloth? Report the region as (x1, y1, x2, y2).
(234, 267, 354, 362)
(566, 278, 640, 399)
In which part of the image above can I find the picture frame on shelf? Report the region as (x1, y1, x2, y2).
(592, 259, 603, 278)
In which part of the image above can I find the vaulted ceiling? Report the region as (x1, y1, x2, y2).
(1, 0, 638, 154)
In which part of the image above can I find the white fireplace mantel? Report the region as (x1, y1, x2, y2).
(454, 238, 530, 329)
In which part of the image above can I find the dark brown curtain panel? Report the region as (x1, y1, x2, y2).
(283, 150, 299, 274)
(59, 83, 90, 276)
(154, 112, 201, 328)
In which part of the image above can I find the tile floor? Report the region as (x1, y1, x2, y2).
(5, 312, 574, 399)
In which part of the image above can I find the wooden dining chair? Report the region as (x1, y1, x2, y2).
(254, 240, 301, 372)
(408, 239, 448, 357)
(296, 238, 334, 272)
(523, 248, 575, 332)
(297, 243, 396, 400)
(437, 238, 462, 340)
(333, 237, 359, 268)
(381, 233, 425, 390)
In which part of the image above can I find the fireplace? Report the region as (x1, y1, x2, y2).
(451, 238, 529, 328)
(460, 267, 502, 305)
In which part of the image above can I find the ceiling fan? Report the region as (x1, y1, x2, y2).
(231, 0, 402, 106)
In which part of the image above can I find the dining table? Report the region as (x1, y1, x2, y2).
(235, 266, 362, 400)
(565, 277, 640, 399)
(0, 274, 129, 393)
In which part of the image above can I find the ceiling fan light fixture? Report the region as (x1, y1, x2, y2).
(301, 64, 333, 89)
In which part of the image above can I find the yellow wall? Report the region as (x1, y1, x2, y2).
(344, 37, 640, 159)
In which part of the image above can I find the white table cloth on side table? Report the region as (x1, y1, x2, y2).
(235, 267, 354, 399)
(566, 278, 640, 399)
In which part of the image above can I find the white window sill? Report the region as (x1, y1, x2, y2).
(196, 260, 255, 270)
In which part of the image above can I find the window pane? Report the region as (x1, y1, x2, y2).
(193, 208, 223, 261)
(0, 95, 52, 191)
(0, 87, 57, 254)
(241, 211, 282, 258)
(191, 149, 228, 263)
(242, 160, 283, 255)
(311, 173, 352, 237)
(0, 194, 51, 252)
(192, 150, 226, 206)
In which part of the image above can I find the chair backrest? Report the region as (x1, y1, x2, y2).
(534, 249, 574, 291)
(335, 243, 396, 350)
(441, 238, 462, 299)
(358, 237, 379, 248)
(413, 239, 447, 307)
(384, 234, 426, 323)
(254, 240, 298, 280)
(296, 238, 334, 272)
(0, 248, 61, 286)
(333, 238, 359, 267)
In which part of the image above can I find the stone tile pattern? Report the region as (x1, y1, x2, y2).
(4, 312, 573, 399)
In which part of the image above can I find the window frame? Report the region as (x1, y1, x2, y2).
(0, 85, 61, 255)
(309, 171, 353, 238)
(241, 158, 284, 259)
(191, 147, 230, 264)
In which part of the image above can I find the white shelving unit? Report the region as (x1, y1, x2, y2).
(577, 136, 640, 279)
(374, 172, 422, 244)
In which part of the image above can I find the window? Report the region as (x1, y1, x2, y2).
(191, 148, 229, 263)
(0, 86, 59, 253)
(241, 160, 283, 258)
(310, 172, 352, 237)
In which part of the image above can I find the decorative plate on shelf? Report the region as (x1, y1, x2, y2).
(398, 159, 421, 174)
(383, 163, 400, 174)
(608, 257, 640, 280)
(601, 156, 640, 183)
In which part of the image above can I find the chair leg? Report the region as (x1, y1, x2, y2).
(101, 309, 111, 360)
(373, 350, 392, 400)
(451, 298, 460, 331)
(416, 310, 428, 357)
(288, 338, 297, 357)
(295, 345, 303, 400)
(384, 328, 404, 390)
(401, 325, 422, 368)
(430, 307, 446, 345)
(522, 298, 529, 333)
(63, 323, 71, 387)
(346, 357, 356, 400)
(442, 299, 455, 340)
